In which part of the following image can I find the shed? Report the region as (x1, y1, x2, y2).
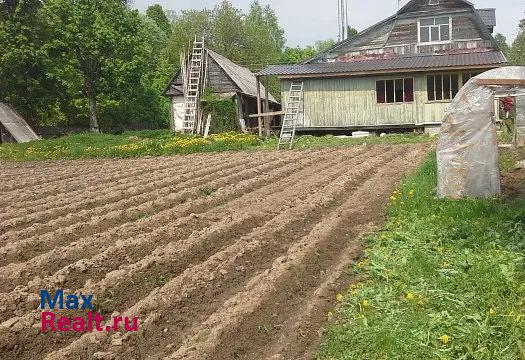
(164, 48, 279, 132)
(0, 102, 40, 144)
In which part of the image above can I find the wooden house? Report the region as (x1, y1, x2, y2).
(0, 102, 39, 144)
(164, 48, 279, 132)
(258, 0, 506, 134)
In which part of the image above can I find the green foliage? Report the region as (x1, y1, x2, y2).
(200, 89, 238, 133)
(347, 26, 358, 39)
(166, 1, 285, 72)
(281, 38, 336, 65)
(0, 131, 262, 160)
(509, 19, 525, 65)
(0, 0, 170, 132)
(0, 133, 433, 161)
(320, 153, 525, 360)
(494, 33, 510, 57)
(146, 4, 172, 35)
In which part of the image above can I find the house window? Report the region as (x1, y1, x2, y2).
(376, 78, 414, 104)
(419, 17, 451, 43)
(427, 74, 459, 101)
(462, 72, 482, 85)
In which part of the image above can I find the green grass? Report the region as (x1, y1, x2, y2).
(319, 153, 525, 360)
(0, 131, 432, 161)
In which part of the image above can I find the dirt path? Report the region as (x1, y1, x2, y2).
(0, 145, 428, 360)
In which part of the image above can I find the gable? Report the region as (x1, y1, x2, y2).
(307, 0, 498, 64)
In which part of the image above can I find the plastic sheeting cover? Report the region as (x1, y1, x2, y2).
(437, 66, 525, 198)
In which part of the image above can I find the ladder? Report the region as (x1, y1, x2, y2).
(182, 38, 205, 134)
(278, 81, 304, 150)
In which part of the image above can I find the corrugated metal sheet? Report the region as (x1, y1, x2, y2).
(476, 9, 496, 27)
(258, 51, 506, 77)
(0, 102, 39, 143)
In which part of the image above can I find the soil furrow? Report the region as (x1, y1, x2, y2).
(36, 146, 409, 360)
(167, 146, 427, 360)
(0, 148, 336, 291)
(0, 153, 261, 231)
(0, 154, 238, 224)
(0, 144, 430, 360)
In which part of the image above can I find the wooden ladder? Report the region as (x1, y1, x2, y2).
(183, 38, 204, 134)
(278, 81, 304, 150)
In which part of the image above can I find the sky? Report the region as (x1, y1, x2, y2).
(132, 0, 524, 47)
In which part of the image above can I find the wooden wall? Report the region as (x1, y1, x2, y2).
(280, 70, 490, 129)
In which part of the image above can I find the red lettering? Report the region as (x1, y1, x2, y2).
(124, 317, 139, 332)
(57, 317, 70, 332)
(94, 312, 104, 331)
(113, 316, 123, 331)
(41, 312, 56, 333)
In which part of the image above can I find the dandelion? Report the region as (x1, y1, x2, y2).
(389, 196, 397, 202)
(350, 290, 358, 297)
(489, 307, 496, 315)
(357, 260, 366, 269)
(362, 299, 369, 307)
(439, 334, 450, 345)
(327, 311, 334, 321)
(406, 292, 415, 301)
(336, 293, 344, 302)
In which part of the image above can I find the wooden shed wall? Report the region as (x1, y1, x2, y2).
(280, 70, 488, 128)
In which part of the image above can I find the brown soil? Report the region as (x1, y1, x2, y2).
(501, 169, 525, 199)
(0, 145, 429, 360)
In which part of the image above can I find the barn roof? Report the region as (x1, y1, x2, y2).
(0, 102, 39, 143)
(257, 50, 507, 78)
(164, 49, 278, 104)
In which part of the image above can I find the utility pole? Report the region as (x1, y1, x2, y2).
(337, 0, 349, 41)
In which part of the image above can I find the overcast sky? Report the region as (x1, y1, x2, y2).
(132, 0, 524, 47)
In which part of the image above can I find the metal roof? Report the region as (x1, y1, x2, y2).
(0, 102, 39, 143)
(257, 51, 506, 77)
(476, 8, 496, 27)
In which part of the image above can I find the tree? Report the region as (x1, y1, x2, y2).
(242, 1, 285, 70)
(347, 26, 358, 39)
(212, 0, 246, 62)
(509, 19, 525, 65)
(42, 0, 151, 132)
(146, 4, 171, 35)
(0, 0, 57, 124)
(494, 33, 510, 57)
(315, 39, 336, 52)
(281, 46, 316, 64)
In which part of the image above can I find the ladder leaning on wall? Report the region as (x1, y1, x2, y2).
(278, 81, 304, 150)
(182, 38, 205, 134)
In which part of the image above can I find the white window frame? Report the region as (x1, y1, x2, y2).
(417, 16, 452, 45)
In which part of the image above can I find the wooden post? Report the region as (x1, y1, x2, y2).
(256, 76, 263, 137)
(264, 76, 271, 138)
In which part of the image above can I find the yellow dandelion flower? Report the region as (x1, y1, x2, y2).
(357, 261, 366, 269)
(336, 293, 344, 302)
(439, 334, 450, 344)
(327, 311, 334, 321)
(362, 299, 369, 307)
(406, 292, 415, 301)
(489, 307, 496, 315)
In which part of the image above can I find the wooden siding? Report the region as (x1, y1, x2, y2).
(400, 0, 470, 15)
(280, 71, 491, 128)
(207, 56, 240, 94)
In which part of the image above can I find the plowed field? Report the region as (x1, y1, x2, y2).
(0, 144, 428, 360)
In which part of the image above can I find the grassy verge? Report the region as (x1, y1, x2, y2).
(0, 131, 432, 161)
(320, 153, 525, 360)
